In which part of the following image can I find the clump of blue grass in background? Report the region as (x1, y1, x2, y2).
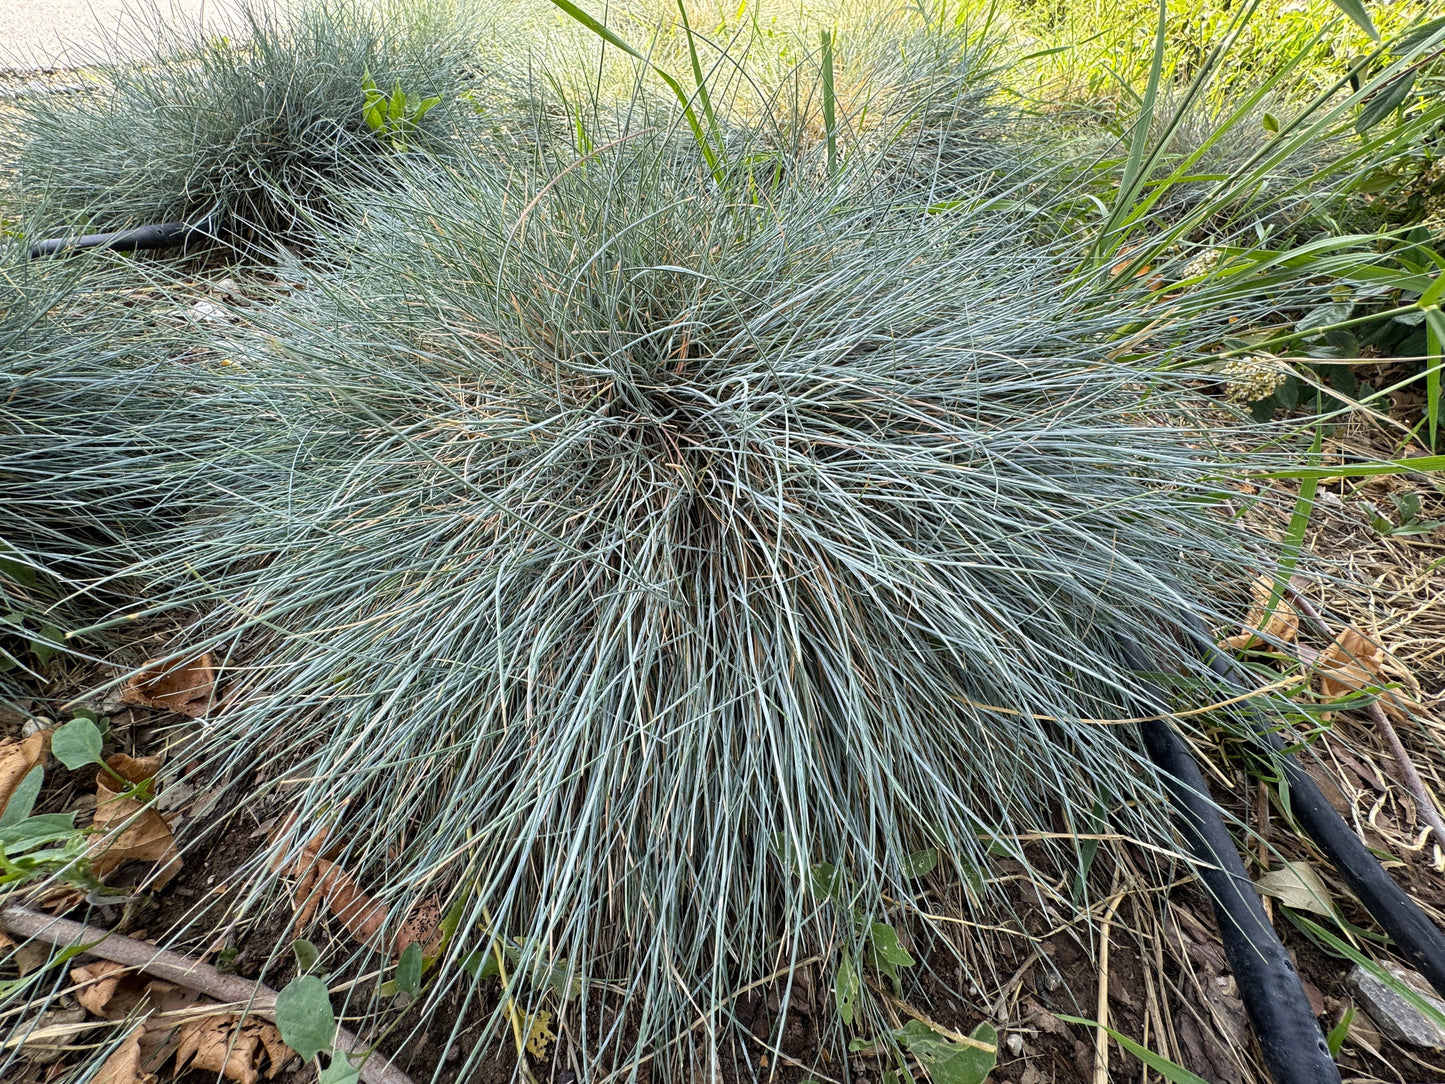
(104, 77, 1336, 1074)
(3, 0, 507, 247)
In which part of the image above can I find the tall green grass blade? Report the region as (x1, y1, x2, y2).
(1056, 1017, 1209, 1084)
(1279, 424, 1322, 586)
(1424, 304, 1444, 448)
(1093, 0, 1169, 261)
(820, 29, 838, 179)
(543, 0, 722, 178)
(676, 0, 724, 165)
(1326, 0, 1379, 41)
(1290, 913, 1445, 1031)
(1258, 455, 1445, 479)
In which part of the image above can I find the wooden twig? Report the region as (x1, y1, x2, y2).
(0, 904, 414, 1084)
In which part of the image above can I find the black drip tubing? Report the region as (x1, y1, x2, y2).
(1119, 638, 1340, 1084)
(1180, 613, 1445, 998)
(29, 217, 216, 259)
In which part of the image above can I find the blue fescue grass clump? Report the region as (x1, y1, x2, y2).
(0, 226, 187, 706)
(109, 105, 1327, 1075)
(5, 0, 501, 243)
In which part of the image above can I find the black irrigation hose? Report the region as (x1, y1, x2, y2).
(1180, 613, 1445, 998)
(1120, 639, 1340, 1084)
(29, 217, 217, 258)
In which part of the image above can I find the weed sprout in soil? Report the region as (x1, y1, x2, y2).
(108, 92, 1335, 1077)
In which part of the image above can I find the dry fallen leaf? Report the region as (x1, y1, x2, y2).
(0, 731, 47, 816)
(283, 823, 439, 958)
(71, 960, 131, 1018)
(91, 754, 181, 889)
(1255, 860, 1335, 917)
(173, 1015, 288, 1084)
(1317, 628, 1385, 700)
(293, 858, 388, 945)
(70, 959, 196, 1022)
(92, 1025, 153, 1084)
(526, 1010, 556, 1059)
(1221, 575, 1300, 651)
(121, 654, 217, 717)
(393, 895, 444, 959)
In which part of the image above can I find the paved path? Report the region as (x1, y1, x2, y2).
(0, 0, 244, 71)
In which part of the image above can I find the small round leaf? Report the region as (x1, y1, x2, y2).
(51, 718, 103, 770)
(274, 975, 336, 1062)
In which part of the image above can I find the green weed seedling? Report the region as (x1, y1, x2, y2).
(361, 71, 441, 153)
(0, 716, 119, 902)
(806, 856, 994, 1081)
(1364, 490, 1442, 537)
(275, 940, 362, 1084)
(0, 547, 68, 679)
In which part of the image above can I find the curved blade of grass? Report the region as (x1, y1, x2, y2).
(543, 0, 722, 179)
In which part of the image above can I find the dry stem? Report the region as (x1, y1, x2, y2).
(0, 904, 415, 1084)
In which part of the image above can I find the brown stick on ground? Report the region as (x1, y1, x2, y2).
(0, 904, 414, 1084)
(1283, 585, 1445, 846)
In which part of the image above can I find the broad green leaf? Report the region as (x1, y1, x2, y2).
(292, 939, 320, 974)
(411, 96, 442, 125)
(0, 550, 37, 587)
(50, 718, 103, 770)
(388, 82, 405, 123)
(395, 942, 422, 997)
(809, 862, 843, 900)
(318, 1055, 360, 1084)
(895, 1019, 998, 1084)
(1, 811, 79, 855)
(363, 104, 385, 132)
(1058, 1017, 1209, 1084)
(902, 849, 938, 878)
(834, 953, 859, 1025)
(274, 975, 336, 1062)
(1356, 72, 1417, 134)
(30, 624, 64, 668)
(866, 922, 915, 992)
(0, 765, 43, 827)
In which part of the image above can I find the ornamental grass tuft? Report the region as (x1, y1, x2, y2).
(108, 88, 1330, 1074)
(0, 227, 184, 707)
(5, 0, 502, 245)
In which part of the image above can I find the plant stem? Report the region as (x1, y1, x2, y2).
(0, 904, 415, 1084)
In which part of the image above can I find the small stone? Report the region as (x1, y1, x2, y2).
(1005, 1033, 1023, 1056)
(1347, 963, 1445, 1049)
(21, 716, 50, 738)
(189, 300, 230, 324)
